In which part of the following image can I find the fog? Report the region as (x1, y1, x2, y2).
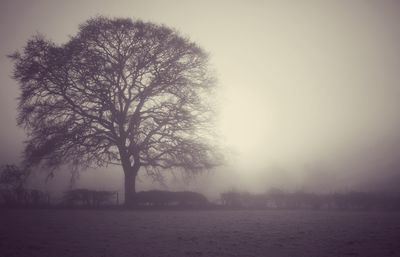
(1, 0, 400, 200)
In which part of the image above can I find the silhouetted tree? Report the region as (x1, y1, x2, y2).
(9, 17, 219, 206)
(0, 165, 50, 207)
(0, 164, 28, 190)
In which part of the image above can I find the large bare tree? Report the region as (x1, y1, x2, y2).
(9, 17, 219, 206)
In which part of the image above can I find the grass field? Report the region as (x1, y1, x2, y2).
(1, 209, 399, 257)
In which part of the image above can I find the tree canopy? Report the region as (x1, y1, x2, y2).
(9, 17, 219, 205)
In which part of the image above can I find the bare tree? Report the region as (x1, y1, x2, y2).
(0, 164, 30, 206)
(0, 164, 28, 190)
(9, 17, 219, 206)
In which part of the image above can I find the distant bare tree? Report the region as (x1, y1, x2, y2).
(0, 164, 49, 206)
(0, 164, 28, 190)
(9, 17, 219, 206)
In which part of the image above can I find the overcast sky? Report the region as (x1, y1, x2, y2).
(1, 0, 400, 198)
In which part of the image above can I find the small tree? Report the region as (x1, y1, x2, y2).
(0, 164, 30, 205)
(0, 164, 28, 190)
(9, 17, 219, 206)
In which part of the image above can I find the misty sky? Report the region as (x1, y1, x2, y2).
(1, 0, 400, 198)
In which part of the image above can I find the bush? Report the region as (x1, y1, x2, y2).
(62, 189, 118, 207)
(135, 190, 209, 207)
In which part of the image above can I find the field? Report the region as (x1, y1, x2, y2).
(1, 209, 399, 257)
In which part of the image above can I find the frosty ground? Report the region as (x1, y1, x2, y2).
(1, 209, 399, 257)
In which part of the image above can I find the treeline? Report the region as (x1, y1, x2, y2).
(62, 189, 210, 208)
(135, 190, 209, 208)
(0, 188, 119, 208)
(2, 188, 400, 210)
(0, 164, 120, 208)
(2, 165, 400, 210)
(0, 164, 209, 209)
(0, 188, 209, 208)
(0, 188, 50, 207)
(220, 189, 400, 210)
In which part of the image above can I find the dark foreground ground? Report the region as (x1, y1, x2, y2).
(0, 209, 399, 257)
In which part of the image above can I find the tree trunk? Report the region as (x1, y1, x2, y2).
(124, 170, 138, 207)
(119, 146, 140, 207)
